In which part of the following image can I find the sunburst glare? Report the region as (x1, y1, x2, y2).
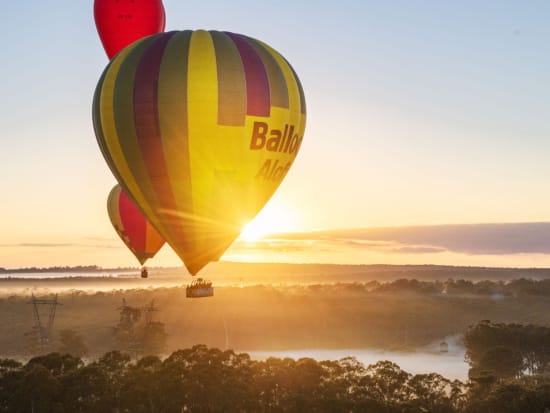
(240, 201, 299, 242)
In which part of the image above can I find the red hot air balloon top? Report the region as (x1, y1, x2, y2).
(94, 0, 166, 59)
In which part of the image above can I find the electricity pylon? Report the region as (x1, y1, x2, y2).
(27, 294, 61, 353)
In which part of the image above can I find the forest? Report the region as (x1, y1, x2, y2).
(2, 273, 550, 411)
(4, 320, 550, 413)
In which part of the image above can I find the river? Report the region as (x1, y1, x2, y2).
(247, 340, 468, 380)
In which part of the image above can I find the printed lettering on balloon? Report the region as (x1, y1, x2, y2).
(255, 159, 291, 181)
(249, 121, 303, 155)
(250, 121, 302, 181)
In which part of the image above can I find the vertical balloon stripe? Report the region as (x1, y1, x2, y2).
(245, 37, 289, 109)
(133, 32, 179, 219)
(157, 30, 194, 254)
(113, 37, 164, 225)
(119, 188, 147, 253)
(225, 32, 270, 117)
(93, 68, 123, 185)
(211, 31, 247, 126)
(145, 224, 164, 256)
(187, 29, 219, 219)
(257, 41, 305, 131)
(107, 185, 123, 233)
(186, 30, 220, 273)
(98, 39, 160, 227)
(285, 59, 307, 115)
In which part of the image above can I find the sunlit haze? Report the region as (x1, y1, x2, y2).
(240, 200, 300, 242)
(1, 1, 549, 269)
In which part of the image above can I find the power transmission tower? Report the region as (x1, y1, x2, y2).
(114, 298, 165, 358)
(26, 294, 62, 353)
(140, 299, 166, 356)
(142, 299, 159, 326)
(115, 298, 142, 358)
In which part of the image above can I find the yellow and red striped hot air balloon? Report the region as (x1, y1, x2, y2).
(93, 30, 306, 275)
(107, 184, 165, 266)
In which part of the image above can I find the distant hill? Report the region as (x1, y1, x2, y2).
(2, 262, 550, 284)
(0, 265, 133, 274)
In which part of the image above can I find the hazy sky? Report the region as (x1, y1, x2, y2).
(1, 1, 549, 268)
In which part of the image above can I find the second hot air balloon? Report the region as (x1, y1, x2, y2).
(94, 30, 306, 276)
(107, 184, 165, 273)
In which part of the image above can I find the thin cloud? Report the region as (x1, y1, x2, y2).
(233, 239, 315, 253)
(0, 242, 122, 249)
(1, 243, 75, 248)
(263, 222, 550, 255)
(83, 236, 118, 242)
(390, 246, 446, 254)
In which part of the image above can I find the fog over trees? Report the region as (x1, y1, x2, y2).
(3, 277, 550, 357)
(2, 270, 550, 411)
(3, 326, 550, 413)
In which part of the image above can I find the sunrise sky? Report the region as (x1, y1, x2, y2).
(1, 1, 549, 269)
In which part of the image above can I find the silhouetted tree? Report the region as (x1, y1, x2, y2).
(404, 373, 465, 413)
(59, 364, 112, 413)
(363, 360, 411, 411)
(119, 355, 163, 413)
(91, 350, 131, 412)
(10, 363, 63, 413)
(0, 359, 24, 412)
(465, 321, 550, 379)
(27, 352, 82, 377)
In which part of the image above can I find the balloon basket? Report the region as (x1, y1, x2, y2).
(186, 278, 214, 298)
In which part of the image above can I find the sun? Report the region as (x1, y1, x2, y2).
(240, 201, 298, 242)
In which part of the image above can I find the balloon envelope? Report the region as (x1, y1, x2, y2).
(94, 0, 166, 59)
(94, 30, 306, 274)
(107, 184, 165, 265)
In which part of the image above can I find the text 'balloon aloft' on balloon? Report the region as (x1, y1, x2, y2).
(93, 30, 306, 275)
(249, 121, 304, 181)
